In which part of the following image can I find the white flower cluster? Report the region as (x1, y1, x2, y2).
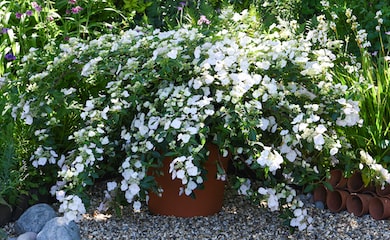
(360, 150, 390, 187)
(256, 147, 284, 175)
(257, 183, 313, 230)
(345, 8, 371, 49)
(118, 156, 145, 211)
(335, 98, 362, 127)
(30, 145, 63, 168)
(375, 10, 383, 32)
(290, 208, 313, 231)
(5, 7, 370, 231)
(11, 98, 34, 125)
(57, 192, 86, 222)
(169, 155, 202, 196)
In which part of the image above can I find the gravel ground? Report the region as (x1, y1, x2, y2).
(4, 183, 390, 240)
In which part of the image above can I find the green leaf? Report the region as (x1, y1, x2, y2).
(322, 181, 334, 192)
(303, 184, 314, 193)
(248, 128, 257, 141)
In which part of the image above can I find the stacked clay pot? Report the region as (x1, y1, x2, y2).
(313, 169, 390, 220)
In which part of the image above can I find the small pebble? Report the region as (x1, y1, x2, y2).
(315, 201, 325, 210)
(3, 181, 390, 240)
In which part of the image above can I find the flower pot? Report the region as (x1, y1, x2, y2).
(369, 196, 390, 220)
(0, 204, 13, 227)
(313, 184, 327, 203)
(148, 143, 229, 217)
(346, 193, 373, 217)
(347, 171, 375, 193)
(376, 185, 390, 197)
(327, 169, 347, 189)
(326, 189, 350, 213)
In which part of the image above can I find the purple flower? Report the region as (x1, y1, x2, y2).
(31, 2, 42, 12)
(15, 12, 23, 19)
(68, 0, 77, 4)
(197, 15, 211, 25)
(385, 31, 390, 35)
(26, 10, 33, 16)
(1, 28, 9, 34)
(5, 53, 16, 61)
(71, 6, 83, 14)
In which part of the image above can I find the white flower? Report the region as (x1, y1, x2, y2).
(38, 157, 47, 166)
(176, 170, 185, 180)
(185, 181, 198, 195)
(178, 133, 191, 143)
(145, 141, 154, 150)
(81, 56, 103, 77)
(107, 181, 117, 191)
(129, 183, 141, 195)
(315, 124, 327, 134)
(167, 49, 178, 59)
(133, 201, 141, 211)
(56, 190, 66, 201)
(257, 148, 283, 174)
(170, 118, 182, 129)
(313, 134, 325, 147)
(360, 150, 374, 165)
(267, 194, 279, 211)
(148, 116, 160, 130)
(239, 179, 251, 195)
(186, 163, 198, 176)
(75, 163, 84, 174)
(101, 136, 109, 145)
(330, 148, 339, 156)
(258, 187, 267, 195)
(194, 46, 201, 59)
(259, 118, 270, 131)
(61, 88, 76, 95)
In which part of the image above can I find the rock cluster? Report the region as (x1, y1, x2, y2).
(7, 203, 80, 240)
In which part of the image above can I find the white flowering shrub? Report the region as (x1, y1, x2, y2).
(1, 7, 375, 230)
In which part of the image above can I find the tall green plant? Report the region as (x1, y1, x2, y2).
(333, 25, 390, 184)
(0, 123, 23, 208)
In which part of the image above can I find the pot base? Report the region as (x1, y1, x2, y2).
(148, 143, 229, 217)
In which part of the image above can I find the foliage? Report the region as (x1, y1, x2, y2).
(0, 229, 7, 240)
(299, 0, 390, 55)
(0, 0, 133, 76)
(1, 6, 368, 230)
(0, 123, 20, 208)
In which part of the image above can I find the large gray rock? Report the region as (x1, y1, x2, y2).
(15, 204, 57, 234)
(36, 217, 80, 240)
(16, 232, 37, 240)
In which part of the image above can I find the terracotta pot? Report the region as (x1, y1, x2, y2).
(347, 171, 375, 193)
(313, 184, 327, 203)
(327, 169, 347, 189)
(369, 196, 390, 220)
(376, 185, 390, 197)
(326, 189, 350, 212)
(346, 193, 373, 217)
(148, 143, 229, 217)
(11, 194, 30, 221)
(0, 204, 13, 227)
